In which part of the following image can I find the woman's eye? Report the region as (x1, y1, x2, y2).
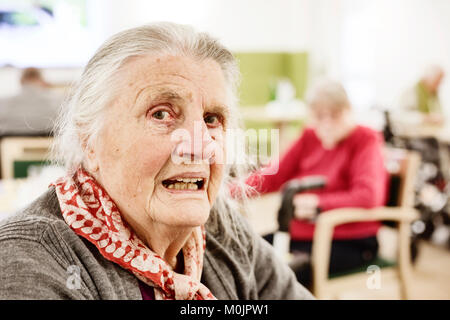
(151, 109, 171, 120)
(204, 114, 222, 127)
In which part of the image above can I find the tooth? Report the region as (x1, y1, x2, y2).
(166, 181, 203, 190)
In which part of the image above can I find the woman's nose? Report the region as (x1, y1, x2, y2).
(171, 120, 217, 164)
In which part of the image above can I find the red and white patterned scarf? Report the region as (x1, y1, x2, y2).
(50, 167, 216, 300)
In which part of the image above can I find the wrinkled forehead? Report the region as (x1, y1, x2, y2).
(117, 54, 229, 104)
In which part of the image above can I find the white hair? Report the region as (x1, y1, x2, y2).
(306, 78, 351, 110)
(51, 22, 252, 238)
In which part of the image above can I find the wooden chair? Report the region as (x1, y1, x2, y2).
(0, 136, 53, 179)
(311, 148, 421, 299)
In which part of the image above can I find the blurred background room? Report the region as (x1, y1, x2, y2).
(1, 0, 449, 300)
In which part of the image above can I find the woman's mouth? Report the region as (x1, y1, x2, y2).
(162, 178, 205, 191)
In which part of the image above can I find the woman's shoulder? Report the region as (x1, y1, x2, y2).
(349, 125, 383, 145)
(0, 188, 65, 243)
(205, 203, 256, 253)
(300, 126, 317, 140)
(203, 203, 315, 300)
(283, 126, 317, 152)
(203, 203, 259, 299)
(0, 188, 138, 299)
(0, 188, 89, 299)
(0, 188, 77, 273)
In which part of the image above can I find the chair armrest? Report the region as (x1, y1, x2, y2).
(315, 207, 419, 229)
(311, 207, 419, 298)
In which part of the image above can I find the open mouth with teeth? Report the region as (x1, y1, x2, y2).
(162, 178, 205, 191)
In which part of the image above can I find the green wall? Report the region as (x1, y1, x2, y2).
(233, 52, 308, 106)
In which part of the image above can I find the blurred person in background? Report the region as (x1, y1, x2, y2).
(246, 79, 388, 287)
(398, 65, 445, 125)
(0, 67, 60, 136)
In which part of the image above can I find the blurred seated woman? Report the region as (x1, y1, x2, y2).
(247, 79, 388, 287)
(0, 23, 313, 300)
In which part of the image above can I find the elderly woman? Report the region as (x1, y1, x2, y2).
(247, 79, 388, 286)
(0, 23, 313, 300)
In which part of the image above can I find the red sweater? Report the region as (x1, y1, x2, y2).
(247, 125, 388, 240)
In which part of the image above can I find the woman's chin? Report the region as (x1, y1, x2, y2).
(157, 202, 211, 228)
(152, 185, 212, 226)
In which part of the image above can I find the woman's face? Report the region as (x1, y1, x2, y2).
(310, 102, 354, 148)
(87, 54, 228, 229)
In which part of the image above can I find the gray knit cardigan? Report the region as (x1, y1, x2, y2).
(0, 187, 314, 300)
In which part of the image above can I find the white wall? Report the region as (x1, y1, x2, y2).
(335, 0, 450, 115)
(1, 0, 313, 97)
(203, 0, 311, 52)
(85, 0, 312, 52)
(2, 0, 450, 117)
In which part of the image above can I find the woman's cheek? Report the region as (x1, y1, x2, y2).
(209, 128, 226, 164)
(131, 136, 172, 181)
(148, 143, 172, 169)
(208, 163, 224, 205)
(208, 139, 226, 205)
